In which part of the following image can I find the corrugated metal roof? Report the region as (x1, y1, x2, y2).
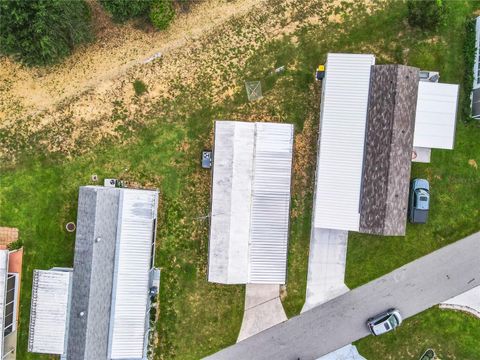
(314, 53, 375, 231)
(209, 121, 254, 284)
(28, 270, 71, 355)
(209, 121, 293, 284)
(109, 189, 158, 359)
(248, 123, 294, 284)
(413, 82, 459, 150)
(0, 250, 8, 357)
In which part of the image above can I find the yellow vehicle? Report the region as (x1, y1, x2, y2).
(316, 64, 325, 81)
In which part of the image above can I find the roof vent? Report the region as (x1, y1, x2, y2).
(95, 237, 102, 243)
(79, 311, 85, 317)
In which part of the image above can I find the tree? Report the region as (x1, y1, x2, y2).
(149, 0, 174, 30)
(407, 0, 446, 31)
(99, 0, 152, 22)
(0, 0, 92, 66)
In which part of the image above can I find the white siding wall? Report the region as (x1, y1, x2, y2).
(413, 82, 459, 150)
(473, 17, 480, 90)
(0, 251, 7, 357)
(314, 53, 375, 231)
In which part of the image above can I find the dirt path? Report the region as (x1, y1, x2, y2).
(0, 0, 342, 161)
(0, 0, 262, 120)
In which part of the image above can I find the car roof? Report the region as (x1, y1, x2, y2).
(413, 178, 429, 191)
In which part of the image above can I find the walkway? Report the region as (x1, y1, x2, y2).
(237, 284, 287, 342)
(441, 285, 480, 318)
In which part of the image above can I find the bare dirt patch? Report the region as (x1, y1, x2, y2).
(0, 0, 351, 161)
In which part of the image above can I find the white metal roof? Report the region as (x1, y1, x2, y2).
(248, 123, 293, 283)
(313, 53, 375, 231)
(413, 81, 459, 150)
(0, 250, 8, 357)
(209, 121, 293, 284)
(28, 270, 71, 355)
(109, 189, 158, 359)
(209, 121, 254, 284)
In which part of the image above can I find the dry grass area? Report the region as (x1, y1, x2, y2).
(0, 0, 342, 162)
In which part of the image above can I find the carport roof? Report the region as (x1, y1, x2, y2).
(413, 81, 459, 150)
(28, 270, 71, 355)
(208, 121, 294, 284)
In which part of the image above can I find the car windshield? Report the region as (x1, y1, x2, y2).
(420, 196, 428, 201)
(388, 315, 398, 328)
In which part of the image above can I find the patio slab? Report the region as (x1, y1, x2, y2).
(412, 146, 431, 163)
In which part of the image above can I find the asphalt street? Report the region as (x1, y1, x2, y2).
(205, 231, 480, 360)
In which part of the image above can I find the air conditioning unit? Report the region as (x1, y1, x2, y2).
(419, 70, 439, 83)
(104, 178, 117, 187)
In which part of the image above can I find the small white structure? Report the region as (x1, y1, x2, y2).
(317, 345, 366, 360)
(313, 53, 375, 231)
(28, 270, 72, 355)
(0, 251, 7, 358)
(413, 81, 459, 150)
(208, 121, 294, 284)
(472, 16, 480, 119)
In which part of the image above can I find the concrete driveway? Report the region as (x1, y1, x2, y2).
(302, 228, 349, 313)
(302, 228, 364, 360)
(205, 231, 480, 360)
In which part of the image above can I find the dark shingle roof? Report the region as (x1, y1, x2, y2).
(66, 187, 119, 360)
(359, 65, 419, 236)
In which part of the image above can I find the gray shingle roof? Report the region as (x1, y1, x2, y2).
(359, 65, 419, 236)
(67, 186, 119, 360)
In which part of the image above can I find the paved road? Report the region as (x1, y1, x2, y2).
(205, 232, 480, 360)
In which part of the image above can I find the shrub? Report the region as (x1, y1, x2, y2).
(7, 239, 23, 251)
(149, 0, 175, 30)
(133, 79, 148, 96)
(407, 0, 446, 31)
(99, 0, 152, 22)
(0, 0, 92, 66)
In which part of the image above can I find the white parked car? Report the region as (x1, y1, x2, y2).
(367, 308, 402, 336)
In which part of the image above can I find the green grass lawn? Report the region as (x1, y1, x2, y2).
(1, 1, 480, 359)
(355, 307, 480, 359)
